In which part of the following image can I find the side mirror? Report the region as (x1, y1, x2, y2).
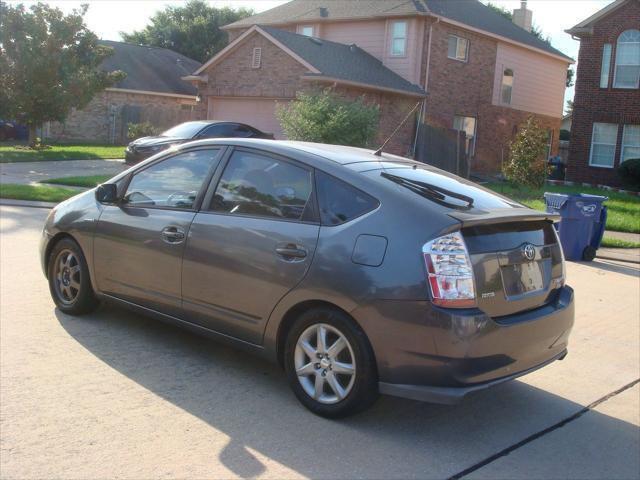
(96, 183, 119, 204)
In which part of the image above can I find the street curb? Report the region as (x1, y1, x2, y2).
(0, 199, 56, 209)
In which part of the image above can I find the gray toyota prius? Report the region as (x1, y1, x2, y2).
(41, 139, 574, 418)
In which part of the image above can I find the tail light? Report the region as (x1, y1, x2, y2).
(423, 231, 477, 308)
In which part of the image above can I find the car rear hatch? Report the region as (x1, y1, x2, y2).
(374, 165, 565, 317)
(458, 218, 564, 317)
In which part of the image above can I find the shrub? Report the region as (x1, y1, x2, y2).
(127, 121, 159, 140)
(503, 116, 549, 188)
(276, 88, 379, 148)
(618, 158, 640, 190)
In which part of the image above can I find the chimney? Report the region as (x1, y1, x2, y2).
(512, 0, 532, 32)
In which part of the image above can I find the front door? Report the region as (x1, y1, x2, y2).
(181, 148, 319, 344)
(94, 148, 222, 316)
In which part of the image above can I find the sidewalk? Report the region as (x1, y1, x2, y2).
(0, 159, 126, 185)
(605, 230, 640, 243)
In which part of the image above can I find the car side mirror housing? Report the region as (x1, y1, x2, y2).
(96, 183, 119, 204)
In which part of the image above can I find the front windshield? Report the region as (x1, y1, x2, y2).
(161, 122, 208, 138)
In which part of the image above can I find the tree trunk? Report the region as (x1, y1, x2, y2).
(28, 124, 38, 147)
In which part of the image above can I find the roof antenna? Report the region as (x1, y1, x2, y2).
(374, 102, 421, 156)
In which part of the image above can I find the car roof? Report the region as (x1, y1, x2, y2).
(179, 138, 420, 168)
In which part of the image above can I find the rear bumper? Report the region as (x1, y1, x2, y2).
(379, 349, 567, 404)
(352, 286, 574, 403)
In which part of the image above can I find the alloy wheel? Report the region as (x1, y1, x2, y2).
(53, 249, 81, 305)
(294, 323, 356, 404)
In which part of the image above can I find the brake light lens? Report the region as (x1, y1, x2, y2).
(423, 231, 476, 308)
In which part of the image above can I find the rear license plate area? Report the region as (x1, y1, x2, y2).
(501, 261, 545, 296)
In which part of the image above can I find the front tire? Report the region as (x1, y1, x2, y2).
(47, 238, 99, 315)
(284, 308, 378, 418)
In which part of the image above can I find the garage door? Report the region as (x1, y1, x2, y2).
(208, 98, 289, 139)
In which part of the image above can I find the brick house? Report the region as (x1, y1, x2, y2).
(184, 0, 571, 173)
(566, 0, 640, 187)
(45, 41, 203, 145)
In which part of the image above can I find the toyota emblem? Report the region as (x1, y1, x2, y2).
(522, 243, 536, 261)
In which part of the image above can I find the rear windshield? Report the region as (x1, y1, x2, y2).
(162, 122, 209, 138)
(377, 167, 521, 210)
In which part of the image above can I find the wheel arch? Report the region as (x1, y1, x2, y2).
(44, 232, 80, 278)
(274, 299, 375, 370)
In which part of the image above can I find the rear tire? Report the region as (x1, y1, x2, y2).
(284, 307, 378, 418)
(47, 238, 99, 315)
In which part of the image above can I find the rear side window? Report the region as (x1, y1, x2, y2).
(316, 171, 379, 225)
(211, 150, 313, 221)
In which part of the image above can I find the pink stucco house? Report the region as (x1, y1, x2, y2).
(184, 0, 572, 173)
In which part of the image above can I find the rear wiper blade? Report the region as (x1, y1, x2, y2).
(381, 172, 474, 210)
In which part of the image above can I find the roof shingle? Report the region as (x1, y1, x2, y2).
(225, 0, 572, 61)
(260, 26, 425, 95)
(99, 40, 202, 96)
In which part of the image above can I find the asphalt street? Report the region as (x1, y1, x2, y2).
(1, 205, 638, 479)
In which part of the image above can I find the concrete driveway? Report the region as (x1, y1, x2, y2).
(1, 205, 638, 480)
(0, 159, 126, 185)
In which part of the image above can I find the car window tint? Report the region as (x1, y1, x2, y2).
(316, 171, 379, 225)
(233, 125, 255, 137)
(124, 149, 219, 209)
(201, 124, 236, 137)
(211, 150, 312, 221)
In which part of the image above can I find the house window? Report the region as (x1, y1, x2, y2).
(501, 68, 514, 104)
(251, 47, 262, 69)
(300, 25, 314, 37)
(453, 115, 477, 155)
(447, 35, 469, 62)
(390, 21, 407, 56)
(589, 122, 618, 168)
(613, 29, 640, 88)
(600, 44, 612, 88)
(622, 125, 640, 162)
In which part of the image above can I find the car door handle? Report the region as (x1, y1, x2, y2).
(275, 244, 308, 260)
(161, 226, 186, 244)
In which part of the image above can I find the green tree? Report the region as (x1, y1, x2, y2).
(0, 2, 125, 145)
(276, 88, 380, 148)
(503, 117, 549, 188)
(120, 0, 254, 63)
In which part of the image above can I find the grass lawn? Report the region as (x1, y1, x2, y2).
(486, 182, 640, 234)
(41, 174, 112, 188)
(0, 184, 79, 203)
(0, 144, 124, 163)
(601, 237, 640, 249)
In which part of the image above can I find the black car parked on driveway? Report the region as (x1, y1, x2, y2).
(125, 121, 274, 164)
(42, 139, 574, 418)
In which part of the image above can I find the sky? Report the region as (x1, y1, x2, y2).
(8, 0, 615, 111)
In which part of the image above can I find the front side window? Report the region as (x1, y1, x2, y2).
(124, 149, 219, 208)
(448, 35, 469, 62)
(622, 125, 640, 162)
(211, 150, 313, 221)
(589, 123, 618, 168)
(501, 68, 514, 104)
(614, 29, 640, 88)
(390, 21, 407, 56)
(316, 171, 379, 225)
(300, 25, 314, 37)
(600, 43, 612, 88)
(453, 115, 477, 155)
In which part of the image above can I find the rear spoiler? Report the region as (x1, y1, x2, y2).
(447, 208, 560, 229)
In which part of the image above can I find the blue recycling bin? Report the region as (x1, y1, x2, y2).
(544, 193, 608, 261)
